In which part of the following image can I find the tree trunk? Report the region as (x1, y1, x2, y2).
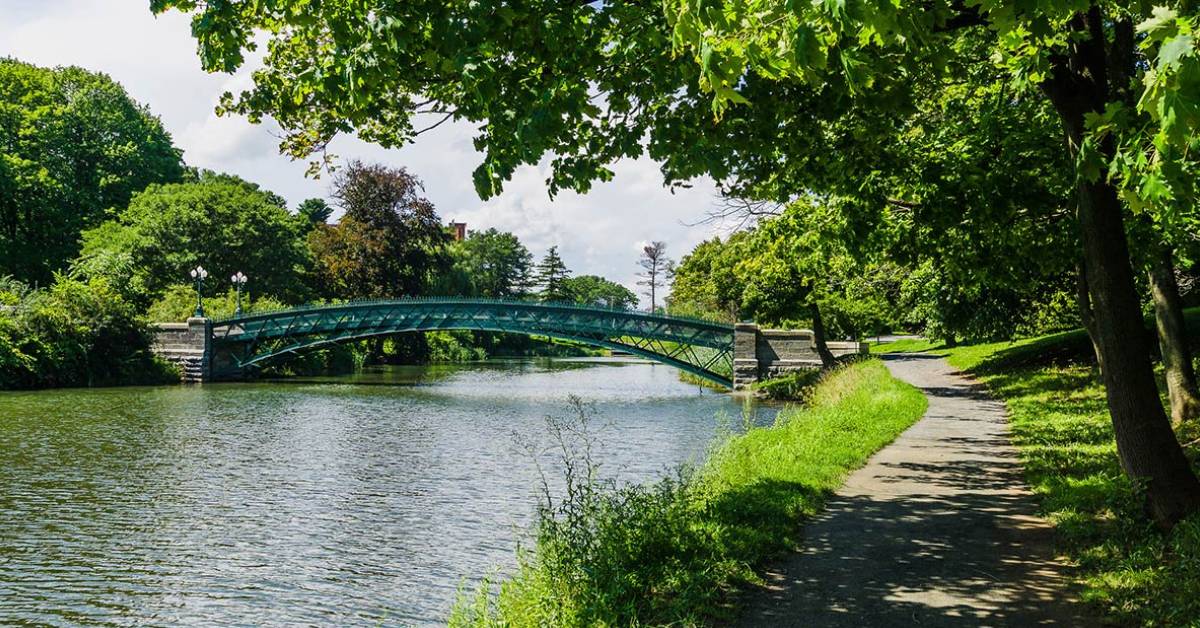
(1148, 245, 1200, 424)
(810, 302, 836, 368)
(1072, 173, 1199, 526)
(1075, 259, 1104, 373)
(1042, 8, 1200, 527)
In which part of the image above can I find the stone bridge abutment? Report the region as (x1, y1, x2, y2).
(731, 323, 867, 389)
(152, 318, 212, 383)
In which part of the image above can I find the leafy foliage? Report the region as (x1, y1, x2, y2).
(562, 275, 637, 309)
(308, 161, 449, 299)
(448, 228, 533, 298)
(668, 234, 753, 321)
(0, 58, 184, 284)
(78, 176, 312, 305)
(145, 284, 287, 323)
(0, 276, 174, 389)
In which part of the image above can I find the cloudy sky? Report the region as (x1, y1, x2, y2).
(1, 0, 727, 304)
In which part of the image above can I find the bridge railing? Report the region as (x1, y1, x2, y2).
(210, 296, 734, 329)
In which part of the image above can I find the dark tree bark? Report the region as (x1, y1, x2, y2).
(810, 302, 836, 368)
(1148, 246, 1200, 424)
(1075, 259, 1104, 373)
(1042, 8, 1200, 527)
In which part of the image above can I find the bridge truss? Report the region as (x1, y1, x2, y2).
(211, 298, 735, 387)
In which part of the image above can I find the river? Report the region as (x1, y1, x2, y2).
(0, 357, 776, 626)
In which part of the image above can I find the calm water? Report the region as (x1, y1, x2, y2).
(0, 357, 774, 626)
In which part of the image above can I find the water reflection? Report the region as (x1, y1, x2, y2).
(0, 358, 776, 626)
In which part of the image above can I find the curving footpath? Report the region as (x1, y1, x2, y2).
(734, 353, 1091, 627)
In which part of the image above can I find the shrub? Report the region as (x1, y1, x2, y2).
(0, 275, 174, 389)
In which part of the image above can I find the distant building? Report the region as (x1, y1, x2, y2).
(448, 221, 467, 241)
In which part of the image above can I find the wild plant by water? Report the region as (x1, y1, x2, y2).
(450, 361, 928, 627)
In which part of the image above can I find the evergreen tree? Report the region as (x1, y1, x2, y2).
(534, 246, 571, 302)
(297, 198, 333, 230)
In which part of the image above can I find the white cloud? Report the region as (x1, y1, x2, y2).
(0, 0, 726, 305)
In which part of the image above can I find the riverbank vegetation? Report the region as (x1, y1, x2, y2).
(883, 317, 1200, 625)
(0, 276, 175, 389)
(449, 360, 927, 625)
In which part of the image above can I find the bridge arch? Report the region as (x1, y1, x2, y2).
(210, 298, 735, 387)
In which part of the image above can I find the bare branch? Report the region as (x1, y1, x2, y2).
(682, 195, 784, 231)
(413, 112, 455, 136)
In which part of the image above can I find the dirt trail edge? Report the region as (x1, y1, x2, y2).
(733, 353, 1089, 627)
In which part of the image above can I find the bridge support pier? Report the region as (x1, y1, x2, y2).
(733, 323, 764, 390)
(152, 318, 213, 383)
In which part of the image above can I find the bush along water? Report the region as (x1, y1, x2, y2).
(449, 359, 927, 626)
(0, 275, 176, 389)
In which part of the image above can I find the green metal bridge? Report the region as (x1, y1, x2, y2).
(210, 298, 735, 386)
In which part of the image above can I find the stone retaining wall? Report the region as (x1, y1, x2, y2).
(732, 323, 869, 389)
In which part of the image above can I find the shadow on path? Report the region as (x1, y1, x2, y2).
(730, 354, 1090, 627)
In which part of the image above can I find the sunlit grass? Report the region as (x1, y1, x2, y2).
(450, 360, 927, 626)
(871, 337, 943, 354)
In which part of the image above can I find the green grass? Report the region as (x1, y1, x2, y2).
(870, 336, 941, 354)
(884, 320, 1200, 626)
(749, 368, 824, 400)
(450, 360, 927, 626)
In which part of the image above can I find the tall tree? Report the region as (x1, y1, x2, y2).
(77, 176, 311, 305)
(1148, 246, 1200, 423)
(534, 246, 572, 302)
(452, 228, 533, 298)
(563, 275, 638, 309)
(668, 234, 754, 321)
(308, 161, 449, 300)
(637, 241, 672, 312)
(0, 58, 184, 284)
(665, 0, 1200, 525)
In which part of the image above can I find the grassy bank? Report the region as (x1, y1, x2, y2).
(450, 359, 927, 626)
(882, 328, 1200, 625)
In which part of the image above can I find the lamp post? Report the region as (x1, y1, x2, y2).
(231, 272, 248, 316)
(190, 266, 208, 318)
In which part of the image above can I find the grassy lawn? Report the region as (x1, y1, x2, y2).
(869, 336, 942, 354)
(450, 360, 927, 626)
(879, 322, 1200, 626)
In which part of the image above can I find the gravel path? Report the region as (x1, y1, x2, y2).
(732, 353, 1090, 627)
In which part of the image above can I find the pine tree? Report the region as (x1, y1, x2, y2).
(534, 246, 572, 302)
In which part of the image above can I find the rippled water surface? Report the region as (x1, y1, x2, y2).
(0, 358, 775, 626)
